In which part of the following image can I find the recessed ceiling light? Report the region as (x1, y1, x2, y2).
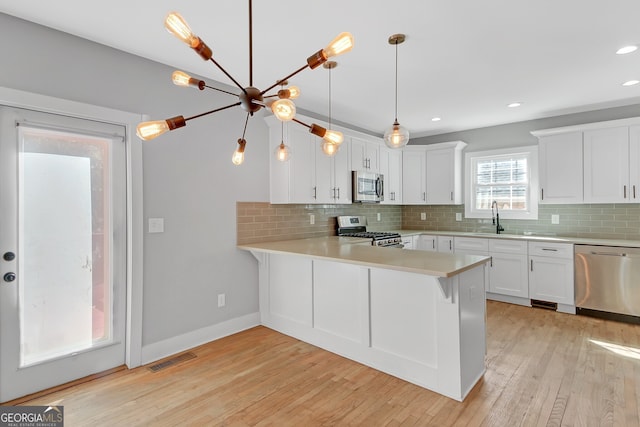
(623, 80, 640, 86)
(616, 45, 638, 55)
(507, 102, 521, 108)
(431, 117, 441, 122)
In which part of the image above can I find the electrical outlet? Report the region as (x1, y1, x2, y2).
(420, 212, 426, 220)
(377, 212, 381, 221)
(309, 214, 315, 225)
(455, 212, 462, 221)
(551, 214, 560, 225)
(217, 293, 226, 308)
(148, 218, 164, 233)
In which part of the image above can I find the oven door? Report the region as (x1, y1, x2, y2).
(352, 171, 383, 202)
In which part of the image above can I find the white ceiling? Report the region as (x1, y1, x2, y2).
(2, 0, 640, 137)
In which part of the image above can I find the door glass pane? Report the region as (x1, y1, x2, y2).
(18, 126, 113, 367)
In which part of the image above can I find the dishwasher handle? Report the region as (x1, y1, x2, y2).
(590, 251, 627, 257)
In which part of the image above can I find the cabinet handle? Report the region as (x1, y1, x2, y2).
(634, 185, 637, 199)
(450, 191, 453, 201)
(449, 240, 452, 251)
(337, 187, 340, 199)
(530, 259, 533, 271)
(332, 188, 335, 199)
(423, 192, 426, 201)
(490, 256, 493, 267)
(313, 186, 317, 199)
(432, 240, 435, 249)
(624, 185, 627, 199)
(541, 188, 544, 201)
(542, 248, 558, 252)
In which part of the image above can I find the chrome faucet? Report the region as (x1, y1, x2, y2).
(491, 201, 505, 234)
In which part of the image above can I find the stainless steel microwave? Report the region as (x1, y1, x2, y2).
(352, 171, 384, 203)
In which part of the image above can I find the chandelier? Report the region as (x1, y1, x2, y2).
(135, 1, 354, 165)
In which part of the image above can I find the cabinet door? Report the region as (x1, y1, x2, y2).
(289, 126, 317, 203)
(332, 141, 352, 203)
(629, 125, 640, 202)
(380, 148, 402, 204)
(583, 126, 629, 203)
(351, 137, 379, 172)
(437, 236, 453, 253)
(529, 256, 574, 305)
(402, 150, 426, 204)
(489, 253, 528, 298)
(538, 132, 583, 204)
(415, 234, 437, 251)
(426, 148, 455, 204)
(401, 235, 414, 250)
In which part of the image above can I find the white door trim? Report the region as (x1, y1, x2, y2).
(0, 86, 144, 369)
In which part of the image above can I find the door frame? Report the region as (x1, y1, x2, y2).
(0, 86, 144, 369)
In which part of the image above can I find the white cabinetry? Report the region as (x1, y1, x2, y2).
(416, 234, 437, 251)
(533, 117, 640, 205)
(437, 236, 454, 253)
(583, 126, 630, 203)
(379, 147, 402, 204)
(401, 235, 415, 250)
(488, 240, 529, 302)
(402, 141, 466, 205)
(267, 116, 351, 204)
(538, 132, 583, 203)
(351, 136, 380, 172)
(528, 242, 575, 313)
(454, 237, 529, 305)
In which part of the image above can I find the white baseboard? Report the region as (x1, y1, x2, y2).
(140, 312, 260, 365)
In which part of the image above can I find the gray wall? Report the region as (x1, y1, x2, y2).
(410, 104, 640, 151)
(0, 13, 269, 347)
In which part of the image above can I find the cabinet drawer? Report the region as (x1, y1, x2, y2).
(528, 242, 573, 259)
(454, 237, 489, 252)
(489, 239, 527, 255)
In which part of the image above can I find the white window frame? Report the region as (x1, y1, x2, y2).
(464, 146, 538, 220)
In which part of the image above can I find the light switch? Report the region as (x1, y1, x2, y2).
(420, 212, 426, 220)
(455, 212, 462, 221)
(148, 218, 164, 233)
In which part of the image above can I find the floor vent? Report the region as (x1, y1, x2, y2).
(148, 352, 197, 372)
(531, 299, 558, 311)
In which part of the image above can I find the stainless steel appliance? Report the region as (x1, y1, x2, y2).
(352, 171, 383, 203)
(575, 244, 640, 322)
(336, 215, 402, 247)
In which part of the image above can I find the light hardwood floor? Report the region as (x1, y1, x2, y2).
(12, 301, 640, 426)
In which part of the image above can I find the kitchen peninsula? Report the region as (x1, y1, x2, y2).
(239, 237, 490, 401)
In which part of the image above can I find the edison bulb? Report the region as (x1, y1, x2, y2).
(323, 130, 343, 146)
(232, 149, 245, 165)
(136, 120, 170, 141)
(271, 99, 296, 121)
(321, 141, 339, 157)
(324, 32, 354, 58)
(164, 12, 199, 48)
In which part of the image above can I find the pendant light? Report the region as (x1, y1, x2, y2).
(136, 0, 354, 166)
(384, 34, 410, 149)
(321, 61, 342, 157)
(274, 121, 291, 162)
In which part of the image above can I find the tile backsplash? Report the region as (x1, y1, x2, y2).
(238, 202, 640, 244)
(237, 202, 402, 245)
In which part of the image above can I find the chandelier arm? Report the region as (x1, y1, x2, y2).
(291, 117, 309, 129)
(241, 112, 250, 139)
(184, 101, 242, 122)
(261, 64, 310, 95)
(209, 58, 248, 96)
(204, 85, 238, 97)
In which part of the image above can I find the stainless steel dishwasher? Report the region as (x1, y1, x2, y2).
(574, 244, 640, 322)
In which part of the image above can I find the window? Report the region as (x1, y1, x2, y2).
(465, 146, 538, 220)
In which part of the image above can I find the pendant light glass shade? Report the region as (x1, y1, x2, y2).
(275, 141, 291, 162)
(384, 34, 409, 149)
(384, 120, 410, 148)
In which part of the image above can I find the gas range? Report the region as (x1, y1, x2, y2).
(336, 216, 403, 247)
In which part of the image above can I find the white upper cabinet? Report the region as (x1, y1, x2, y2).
(267, 115, 351, 204)
(402, 141, 466, 205)
(537, 132, 583, 204)
(351, 136, 380, 173)
(533, 117, 640, 204)
(379, 147, 402, 204)
(583, 126, 630, 203)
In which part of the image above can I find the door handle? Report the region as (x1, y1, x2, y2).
(3, 272, 16, 282)
(3, 252, 15, 261)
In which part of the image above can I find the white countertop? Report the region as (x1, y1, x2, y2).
(238, 237, 490, 278)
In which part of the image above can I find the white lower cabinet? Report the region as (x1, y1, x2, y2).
(528, 242, 575, 313)
(437, 236, 454, 253)
(416, 234, 437, 251)
(401, 235, 415, 250)
(487, 240, 529, 301)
